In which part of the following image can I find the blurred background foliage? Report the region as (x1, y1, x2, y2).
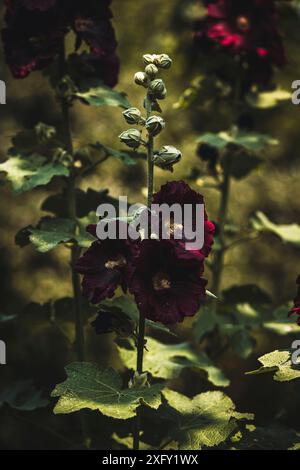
(0, 0, 300, 450)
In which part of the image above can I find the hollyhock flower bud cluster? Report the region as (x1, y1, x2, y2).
(195, 0, 286, 88)
(76, 182, 215, 325)
(289, 276, 300, 326)
(2, 0, 119, 86)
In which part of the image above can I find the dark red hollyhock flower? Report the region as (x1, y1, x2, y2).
(76, 223, 135, 304)
(152, 181, 215, 260)
(2, 0, 119, 86)
(195, 0, 285, 85)
(129, 239, 207, 325)
(288, 275, 300, 326)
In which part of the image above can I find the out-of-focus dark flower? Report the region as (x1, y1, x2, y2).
(2, 0, 119, 86)
(152, 181, 215, 260)
(129, 239, 207, 325)
(91, 305, 134, 337)
(195, 0, 286, 87)
(289, 275, 300, 326)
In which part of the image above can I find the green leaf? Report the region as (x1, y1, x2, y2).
(0, 153, 69, 194)
(0, 313, 17, 322)
(230, 329, 255, 359)
(252, 211, 300, 248)
(227, 425, 300, 450)
(246, 350, 300, 381)
(161, 389, 253, 450)
(246, 88, 291, 109)
(263, 305, 300, 335)
(76, 80, 130, 109)
(222, 151, 263, 180)
(18, 217, 94, 253)
(0, 381, 49, 411)
(51, 362, 162, 419)
(197, 131, 278, 152)
(101, 296, 176, 336)
(91, 142, 137, 165)
(193, 307, 218, 342)
(118, 337, 229, 387)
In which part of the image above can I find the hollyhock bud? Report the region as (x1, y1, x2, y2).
(145, 115, 165, 136)
(122, 107, 142, 125)
(134, 71, 148, 87)
(145, 64, 158, 79)
(153, 145, 181, 171)
(35, 122, 56, 142)
(119, 128, 142, 149)
(155, 54, 172, 69)
(148, 79, 167, 99)
(143, 54, 156, 65)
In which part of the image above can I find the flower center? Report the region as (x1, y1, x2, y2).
(105, 255, 127, 270)
(236, 15, 250, 32)
(152, 272, 171, 291)
(165, 216, 183, 237)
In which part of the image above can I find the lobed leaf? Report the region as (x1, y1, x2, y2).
(51, 362, 163, 419)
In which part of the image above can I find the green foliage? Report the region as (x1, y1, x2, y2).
(16, 217, 94, 253)
(118, 337, 229, 387)
(226, 424, 300, 450)
(0, 381, 49, 411)
(51, 362, 163, 419)
(76, 80, 131, 109)
(0, 153, 69, 194)
(252, 211, 300, 248)
(90, 142, 137, 165)
(245, 88, 291, 109)
(197, 131, 278, 152)
(246, 350, 300, 381)
(161, 389, 253, 450)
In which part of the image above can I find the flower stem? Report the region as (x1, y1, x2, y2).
(59, 40, 88, 446)
(133, 98, 153, 451)
(212, 161, 231, 297)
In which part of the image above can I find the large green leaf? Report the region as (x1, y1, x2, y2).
(252, 211, 300, 248)
(0, 381, 49, 411)
(161, 389, 253, 450)
(118, 337, 229, 387)
(246, 350, 300, 381)
(51, 362, 162, 419)
(76, 80, 130, 109)
(197, 131, 278, 152)
(226, 425, 300, 450)
(0, 153, 69, 194)
(17, 217, 94, 253)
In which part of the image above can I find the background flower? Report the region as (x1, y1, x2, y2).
(2, 0, 119, 85)
(195, 0, 286, 87)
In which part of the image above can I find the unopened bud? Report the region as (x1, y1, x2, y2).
(145, 115, 165, 136)
(134, 71, 148, 87)
(153, 145, 182, 172)
(123, 107, 142, 125)
(119, 128, 142, 149)
(35, 122, 56, 142)
(148, 79, 167, 99)
(143, 54, 156, 65)
(145, 64, 158, 79)
(155, 54, 172, 69)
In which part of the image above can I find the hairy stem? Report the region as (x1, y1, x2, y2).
(133, 98, 153, 451)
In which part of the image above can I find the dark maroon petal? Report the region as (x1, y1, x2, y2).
(129, 239, 207, 325)
(289, 275, 300, 326)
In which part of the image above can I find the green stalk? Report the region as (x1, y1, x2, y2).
(212, 67, 241, 299)
(59, 40, 88, 446)
(133, 98, 153, 451)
